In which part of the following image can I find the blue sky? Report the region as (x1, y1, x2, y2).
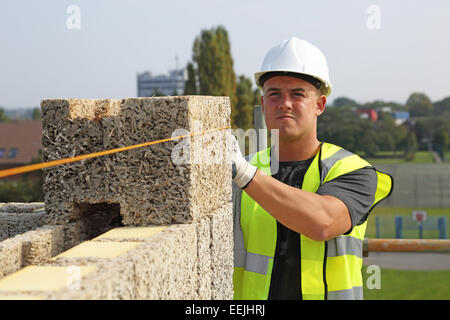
(1, 0, 449, 108)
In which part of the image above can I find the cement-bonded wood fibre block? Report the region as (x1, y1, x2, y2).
(41, 97, 231, 226)
(42, 223, 198, 299)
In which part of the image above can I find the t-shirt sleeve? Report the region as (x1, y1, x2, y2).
(316, 167, 378, 234)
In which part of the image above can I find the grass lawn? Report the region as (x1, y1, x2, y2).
(364, 151, 434, 164)
(363, 207, 450, 299)
(362, 266, 450, 300)
(445, 151, 450, 162)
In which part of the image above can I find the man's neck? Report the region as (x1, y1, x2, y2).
(276, 137, 321, 162)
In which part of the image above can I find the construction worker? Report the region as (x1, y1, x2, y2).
(230, 37, 393, 300)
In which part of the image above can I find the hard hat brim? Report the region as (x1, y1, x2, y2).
(255, 70, 332, 97)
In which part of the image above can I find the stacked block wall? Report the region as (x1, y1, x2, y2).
(0, 97, 234, 299)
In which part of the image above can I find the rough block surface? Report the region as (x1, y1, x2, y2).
(0, 203, 47, 241)
(0, 96, 234, 299)
(41, 97, 231, 226)
(0, 225, 64, 278)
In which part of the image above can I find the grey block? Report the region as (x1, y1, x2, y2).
(210, 202, 234, 300)
(41, 97, 231, 227)
(0, 96, 234, 299)
(196, 216, 212, 300)
(0, 238, 22, 278)
(37, 224, 199, 299)
(0, 225, 65, 278)
(0, 202, 48, 241)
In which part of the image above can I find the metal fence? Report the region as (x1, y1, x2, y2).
(374, 164, 450, 208)
(374, 215, 448, 239)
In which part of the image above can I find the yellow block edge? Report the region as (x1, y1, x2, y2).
(93, 226, 168, 240)
(53, 241, 140, 259)
(0, 265, 97, 292)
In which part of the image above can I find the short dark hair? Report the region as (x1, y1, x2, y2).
(259, 71, 323, 91)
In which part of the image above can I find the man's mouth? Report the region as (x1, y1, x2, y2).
(276, 114, 295, 120)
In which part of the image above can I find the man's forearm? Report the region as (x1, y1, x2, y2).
(243, 170, 351, 241)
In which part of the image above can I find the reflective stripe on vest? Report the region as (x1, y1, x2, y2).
(233, 142, 393, 300)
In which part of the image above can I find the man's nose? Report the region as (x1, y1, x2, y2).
(278, 93, 293, 110)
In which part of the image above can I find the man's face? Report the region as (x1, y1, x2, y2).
(261, 75, 326, 142)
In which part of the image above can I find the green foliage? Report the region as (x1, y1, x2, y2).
(377, 112, 408, 153)
(376, 131, 395, 152)
(332, 97, 359, 108)
(32, 107, 41, 121)
(433, 96, 450, 116)
(252, 88, 261, 106)
(192, 25, 237, 117)
(0, 149, 44, 202)
(183, 62, 197, 95)
(404, 131, 418, 161)
(187, 25, 265, 129)
(318, 105, 416, 160)
(362, 100, 405, 111)
(234, 75, 254, 130)
(415, 117, 450, 151)
(318, 106, 367, 152)
(0, 107, 10, 122)
(433, 129, 449, 149)
(433, 129, 449, 160)
(407, 92, 433, 117)
(360, 130, 379, 157)
(0, 178, 43, 202)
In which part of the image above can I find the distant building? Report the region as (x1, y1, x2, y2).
(137, 69, 187, 97)
(0, 121, 42, 180)
(356, 109, 378, 123)
(391, 111, 410, 125)
(379, 106, 392, 113)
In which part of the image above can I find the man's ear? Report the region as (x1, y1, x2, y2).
(316, 95, 327, 116)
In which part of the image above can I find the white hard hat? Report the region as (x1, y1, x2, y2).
(255, 37, 332, 97)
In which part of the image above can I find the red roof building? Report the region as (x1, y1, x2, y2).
(0, 121, 42, 179)
(356, 109, 378, 123)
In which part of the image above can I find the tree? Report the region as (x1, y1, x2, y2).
(0, 148, 44, 202)
(359, 130, 379, 157)
(331, 97, 359, 108)
(376, 112, 405, 154)
(407, 92, 433, 117)
(433, 96, 450, 116)
(0, 107, 10, 122)
(32, 107, 41, 121)
(433, 129, 449, 160)
(252, 88, 261, 106)
(318, 106, 364, 153)
(183, 62, 197, 95)
(404, 131, 418, 161)
(333, 126, 358, 151)
(234, 75, 254, 130)
(192, 26, 237, 126)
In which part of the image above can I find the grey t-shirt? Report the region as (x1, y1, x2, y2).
(267, 157, 377, 300)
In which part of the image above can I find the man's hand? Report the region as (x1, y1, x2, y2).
(229, 133, 257, 189)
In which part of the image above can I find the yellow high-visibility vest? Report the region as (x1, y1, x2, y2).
(233, 142, 393, 300)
